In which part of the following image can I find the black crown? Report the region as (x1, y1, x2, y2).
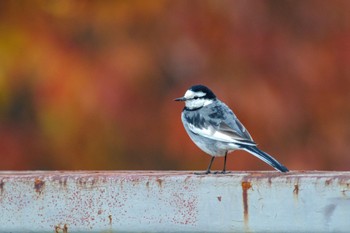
(190, 85, 216, 99)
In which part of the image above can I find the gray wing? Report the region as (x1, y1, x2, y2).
(184, 100, 256, 146)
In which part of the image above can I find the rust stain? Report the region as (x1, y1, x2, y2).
(217, 196, 222, 202)
(170, 193, 198, 225)
(293, 184, 299, 204)
(34, 178, 45, 194)
(0, 180, 4, 195)
(253, 171, 296, 180)
(78, 178, 86, 187)
(184, 175, 192, 183)
(267, 177, 272, 186)
(341, 188, 349, 197)
(156, 178, 163, 187)
(77, 177, 99, 189)
(98, 209, 102, 215)
(59, 177, 68, 188)
(90, 178, 97, 187)
(293, 184, 299, 196)
(325, 179, 332, 186)
(108, 215, 112, 225)
(63, 224, 68, 233)
(241, 181, 252, 229)
(293, 184, 299, 195)
(55, 224, 68, 233)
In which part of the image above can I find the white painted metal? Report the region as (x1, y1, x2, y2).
(0, 171, 349, 232)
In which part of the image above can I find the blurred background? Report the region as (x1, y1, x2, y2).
(0, 1, 349, 171)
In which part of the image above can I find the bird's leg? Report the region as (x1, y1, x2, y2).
(194, 156, 215, 175)
(220, 151, 230, 174)
(206, 156, 215, 173)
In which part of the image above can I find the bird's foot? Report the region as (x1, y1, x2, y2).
(194, 170, 211, 175)
(194, 170, 231, 175)
(213, 170, 231, 174)
(221, 170, 231, 174)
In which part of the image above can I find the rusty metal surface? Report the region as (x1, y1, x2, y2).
(0, 171, 349, 232)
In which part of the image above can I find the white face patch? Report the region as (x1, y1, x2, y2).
(185, 98, 213, 109)
(184, 98, 213, 111)
(182, 89, 214, 109)
(184, 90, 206, 99)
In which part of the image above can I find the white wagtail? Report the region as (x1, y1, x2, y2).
(175, 84, 289, 174)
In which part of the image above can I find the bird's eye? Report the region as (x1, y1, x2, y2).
(193, 96, 199, 100)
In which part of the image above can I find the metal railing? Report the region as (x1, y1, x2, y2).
(0, 171, 349, 232)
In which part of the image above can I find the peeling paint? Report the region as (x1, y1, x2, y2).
(0, 171, 349, 232)
(293, 184, 299, 203)
(156, 178, 163, 187)
(34, 178, 45, 194)
(55, 224, 68, 233)
(293, 184, 299, 195)
(171, 192, 198, 225)
(0, 179, 4, 195)
(325, 179, 332, 186)
(64, 224, 68, 233)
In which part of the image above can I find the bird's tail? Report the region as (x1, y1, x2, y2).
(240, 145, 289, 172)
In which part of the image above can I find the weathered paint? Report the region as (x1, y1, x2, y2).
(0, 171, 349, 232)
(241, 181, 252, 232)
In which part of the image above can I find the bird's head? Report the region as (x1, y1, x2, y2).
(175, 85, 216, 110)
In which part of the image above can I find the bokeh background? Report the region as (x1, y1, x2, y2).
(0, 1, 349, 171)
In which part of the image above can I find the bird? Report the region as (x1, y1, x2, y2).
(175, 84, 289, 174)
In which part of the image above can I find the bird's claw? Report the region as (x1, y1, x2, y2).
(212, 170, 231, 174)
(219, 170, 231, 174)
(194, 170, 211, 175)
(194, 170, 231, 175)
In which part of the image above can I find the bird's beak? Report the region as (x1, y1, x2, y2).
(174, 97, 186, 101)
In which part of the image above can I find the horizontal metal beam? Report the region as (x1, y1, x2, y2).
(0, 171, 349, 232)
